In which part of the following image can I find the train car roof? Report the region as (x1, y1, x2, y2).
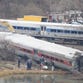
(0, 19, 83, 28)
(5, 33, 83, 59)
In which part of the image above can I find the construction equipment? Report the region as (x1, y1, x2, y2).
(23, 15, 48, 22)
(0, 21, 15, 32)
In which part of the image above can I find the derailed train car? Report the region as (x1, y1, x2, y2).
(5, 33, 83, 72)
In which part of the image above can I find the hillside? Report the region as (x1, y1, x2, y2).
(0, 0, 83, 19)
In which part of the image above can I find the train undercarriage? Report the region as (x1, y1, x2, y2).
(33, 35, 83, 45)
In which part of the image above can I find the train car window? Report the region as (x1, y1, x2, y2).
(50, 29, 56, 32)
(25, 49, 31, 53)
(78, 31, 83, 34)
(45, 55, 50, 58)
(64, 30, 70, 33)
(30, 27, 36, 31)
(45, 55, 50, 59)
(55, 58, 59, 61)
(57, 29, 63, 33)
(41, 54, 49, 59)
(24, 49, 32, 54)
(43, 55, 46, 58)
(60, 60, 64, 63)
(13, 26, 17, 29)
(36, 28, 40, 31)
(17, 26, 23, 29)
(51, 57, 55, 60)
(71, 31, 77, 34)
(46, 29, 51, 32)
(24, 27, 29, 30)
(44, 55, 48, 58)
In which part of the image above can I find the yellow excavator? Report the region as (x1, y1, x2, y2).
(0, 21, 15, 32)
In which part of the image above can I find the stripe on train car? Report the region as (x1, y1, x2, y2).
(38, 52, 72, 66)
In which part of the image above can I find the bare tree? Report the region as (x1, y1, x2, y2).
(0, 0, 83, 18)
(0, 41, 17, 61)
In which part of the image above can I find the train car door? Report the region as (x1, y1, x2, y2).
(33, 49, 39, 61)
(40, 26, 46, 36)
(76, 56, 83, 72)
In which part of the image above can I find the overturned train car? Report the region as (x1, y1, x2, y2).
(5, 33, 83, 72)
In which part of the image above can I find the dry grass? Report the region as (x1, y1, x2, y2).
(0, 61, 68, 77)
(0, 68, 68, 77)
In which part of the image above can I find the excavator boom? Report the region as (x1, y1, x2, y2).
(0, 21, 15, 32)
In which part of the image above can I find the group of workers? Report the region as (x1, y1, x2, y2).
(17, 57, 32, 70)
(17, 56, 55, 71)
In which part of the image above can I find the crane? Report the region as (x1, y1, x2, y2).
(0, 21, 15, 32)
